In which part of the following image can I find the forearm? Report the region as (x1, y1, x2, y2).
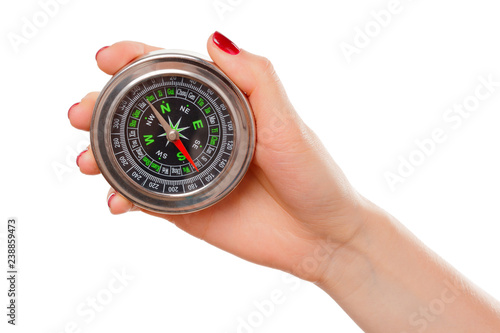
(318, 200, 500, 332)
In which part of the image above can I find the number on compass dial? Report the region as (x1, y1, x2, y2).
(111, 75, 234, 195)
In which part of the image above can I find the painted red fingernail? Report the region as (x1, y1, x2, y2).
(76, 148, 88, 167)
(107, 193, 116, 208)
(213, 31, 240, 55)
(68, 102, 79, 119)
(95, 46, 109, 60)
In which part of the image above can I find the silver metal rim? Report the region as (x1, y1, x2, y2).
(90, 50, 255, 214)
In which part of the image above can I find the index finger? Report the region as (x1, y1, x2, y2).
(96, 41, 162, 75)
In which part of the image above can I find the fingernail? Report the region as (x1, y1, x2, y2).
(68, 102, 79, 119)
(95, 46, 109, 60)
(76, 148, 88, 167)
(213, 31, 240, 55)
(107, 193, 116, 208)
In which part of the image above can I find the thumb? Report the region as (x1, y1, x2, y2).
(206, 32, 303, 149)
(206, 32, 357, 223)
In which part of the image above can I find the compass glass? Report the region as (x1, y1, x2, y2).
(91, 50, 254, 214)
(111, 75, 234, 195)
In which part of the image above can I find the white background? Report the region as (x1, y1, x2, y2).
(1, 0, 500, 332)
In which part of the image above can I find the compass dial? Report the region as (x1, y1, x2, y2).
(91, 51, 255, 214)
(114, 75, 233, 193)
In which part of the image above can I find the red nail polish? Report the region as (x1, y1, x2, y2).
(213, 31, 240, 55)
(107, 193, 116, 208)
(76, 149, 88, 167)
(95, 46, 109, 60)
(68, 102, 79, 119)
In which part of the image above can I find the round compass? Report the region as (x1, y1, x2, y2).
(90, 50, 255, 214)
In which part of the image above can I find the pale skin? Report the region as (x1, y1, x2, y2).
(69, 34, 500, 332)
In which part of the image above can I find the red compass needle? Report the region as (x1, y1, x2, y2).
(146, 100, 199, 172)
(172, 139, 199, 172)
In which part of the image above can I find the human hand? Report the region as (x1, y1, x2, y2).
(68, 32, 370, 284)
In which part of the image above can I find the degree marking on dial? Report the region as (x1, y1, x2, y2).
(116, 76, 233, 189)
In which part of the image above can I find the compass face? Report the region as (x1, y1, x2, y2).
(112, 75, 233, 194)
(91, 51, 255, 214)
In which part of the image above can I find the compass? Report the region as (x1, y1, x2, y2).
(90, 50, 255, 214)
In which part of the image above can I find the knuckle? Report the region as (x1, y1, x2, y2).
(255, 56, 279, 82)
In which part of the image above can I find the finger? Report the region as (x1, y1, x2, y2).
(206, 32, 344, 212)
(207, 32, 297, 122)
(107, 188, 135, 214)
(68, 92, 99, 131)
(96, 41, 163, 75)
(76, 145, 100, 175)
(207, 32, 305, 153)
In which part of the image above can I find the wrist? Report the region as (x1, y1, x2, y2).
(315, 197, 396, 299)
(314, 198, 500, 332)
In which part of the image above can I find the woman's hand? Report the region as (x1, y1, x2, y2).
(68, 32, 369, 284)
(69, 32, 500, 332)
